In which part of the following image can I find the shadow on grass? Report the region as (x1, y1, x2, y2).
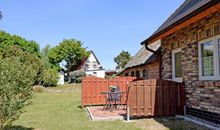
(154, 117, 207, 130)
(5, 125, 34, 130)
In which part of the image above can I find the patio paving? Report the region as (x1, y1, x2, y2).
(86, 106, 127, 121)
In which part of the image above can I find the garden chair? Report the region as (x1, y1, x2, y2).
(111, 86, 123, 108)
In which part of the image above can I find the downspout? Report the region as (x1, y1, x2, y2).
(144, 42, 162, 80)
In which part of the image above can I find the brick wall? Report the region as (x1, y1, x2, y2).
(160, 10, 220, 122)
(119, 61, 160, 79)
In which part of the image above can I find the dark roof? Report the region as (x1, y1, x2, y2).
(141, 0, 219, 45)
(124, 42, 160, 69)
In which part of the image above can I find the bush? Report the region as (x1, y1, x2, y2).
(0, 45, 45, 85)
(0, 58, 36, 129)
(69, 70, 86, 83)
(42, 69, 58, 87)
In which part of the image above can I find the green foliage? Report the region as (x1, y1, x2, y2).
(114, 50, 131, 69)
(69, 70, 86, 83)
(0, 31, 40, 56)
(0, 11, 2, 20)
(41, 44, 51, 69)
(42, 69, 59, 87)
(48, 39, 89, 72)
(0, 58, 36, 129)
(0, 45, 45, 84)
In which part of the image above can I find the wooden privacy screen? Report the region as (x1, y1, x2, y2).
(81, 76, 136, 107)
(127, 79, 185, 117)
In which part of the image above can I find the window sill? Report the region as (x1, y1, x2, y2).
(172, 78, 183, 83)
(199, 76, 220, 81)
(194, 80, 220, 88)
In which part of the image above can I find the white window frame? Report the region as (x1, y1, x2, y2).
(198, 35, 220, 80)
(172, 48, 183, 82)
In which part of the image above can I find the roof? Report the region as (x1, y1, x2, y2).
(105, 69, 122, 73)
(124, 42, 160, 69)
(141, 0, 219, 45)
(89, 51, 101, 65)
(75, 51, 102, 70)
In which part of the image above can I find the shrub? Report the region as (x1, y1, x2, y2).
(69, 70, 86, 83)
(42, 68, 58, 87)
(0, 58, 36, 129)
(0, 45, 45, 85)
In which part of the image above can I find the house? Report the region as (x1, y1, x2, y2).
(105, 69, 122, 77)
(57, 72, 64, 85)
(118, 42, 160, 79)
(80, 51, 105, 78)
(141, 0, 220, 124)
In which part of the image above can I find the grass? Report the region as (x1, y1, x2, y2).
(12, 84, 208, 130)
(12, 84, 140, 130)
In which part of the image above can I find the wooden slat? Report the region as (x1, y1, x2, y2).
(81, 76, 136, 107)
(127, 79, 186, 117)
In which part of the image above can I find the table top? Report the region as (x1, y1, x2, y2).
(101, 91, 127, 94)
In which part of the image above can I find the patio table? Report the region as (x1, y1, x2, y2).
(101, 91, 127, 110)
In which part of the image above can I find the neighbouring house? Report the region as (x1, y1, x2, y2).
(118, 42, 160, 79)
(141, 0, 220, 124)
(79, 51, 105, 78)
(58, 71, 65, 85)
(105, 69, 122, 77)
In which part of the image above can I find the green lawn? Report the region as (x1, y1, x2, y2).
(12, 84, 140, 130)
(11, 84, 208, 130)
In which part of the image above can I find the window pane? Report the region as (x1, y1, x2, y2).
(136, 71, 140, 78)
(131, 71, 134, 76)
(218, 38, 220, 75)
(201, 41, 214, 76)
(175, 52, 182, 78)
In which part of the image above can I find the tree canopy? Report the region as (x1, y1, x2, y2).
(0, 11, 2, 20)
(0, 31, 40, 56)
(114, 50, 131, 69)
(48, 39, 89, 72)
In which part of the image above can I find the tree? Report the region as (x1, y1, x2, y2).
(0, 31, 41, 57)
(41, 44, 51, 69)
(114, 50, 131, 69)
(48, 39, 89, 72)
(0, 11, 2, 20)
(0, 45, 45, 85)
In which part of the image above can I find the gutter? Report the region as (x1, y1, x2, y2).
(144, 43, 161, 79)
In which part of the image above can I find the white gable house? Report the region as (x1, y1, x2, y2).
(82, 51, 105, 78)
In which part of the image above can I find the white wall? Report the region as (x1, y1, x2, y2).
(83, 52, 102, 71)
(58, 73, 64, 85)
(85, 70, 105, 78)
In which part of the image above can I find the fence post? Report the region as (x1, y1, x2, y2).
(126, 106, 130, 122)
(184, 105, 186, 116)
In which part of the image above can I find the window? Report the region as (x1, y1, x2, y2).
(131, 71, 134, 76)
(125, 73, 129, 76)
(143, 69, 148, 79)
(93, 72, 97, 76)
(201, 41, 214, 76)
(218, 38, 220, 75)
(199, 35, 220, 80)
(172, 48, 182, 82)
(136, 71, 140, 78)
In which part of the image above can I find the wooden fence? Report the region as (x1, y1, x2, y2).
(81, 76, 136, 107)
(127, 79, 185, 117)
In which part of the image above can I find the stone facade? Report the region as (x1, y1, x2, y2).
(160, 10, 220, 123)
(118, 61, 160, 79)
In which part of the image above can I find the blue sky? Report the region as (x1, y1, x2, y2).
(0, 0, 184, 69)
